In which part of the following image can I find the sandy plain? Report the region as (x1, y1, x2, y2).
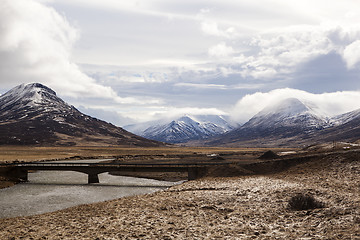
(0, 147, 359, 239)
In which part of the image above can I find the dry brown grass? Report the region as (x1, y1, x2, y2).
(0, 146, 297, 188)
(0, 146, 295, 163)
(0, 150, 358, 239)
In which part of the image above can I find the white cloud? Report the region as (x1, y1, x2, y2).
(2, 0, 360, 127)
(227, 22, 360, 80)
(239, 26, 331, 79)
(77, 105, 136, 127)
(84, 106, 228, 124)
(174, 82, 264, 90)
(39, 0, 360, 85)
(200, 21, 237, 39)
(147, 107, 228, 122)
(208, 42, 234, 58)
(231, 88, 360, 123)
(83, 69, 170, 84)
(0, 0, 132, 103)
(342, 40, 360, 69)
(175, 83, 226, 89)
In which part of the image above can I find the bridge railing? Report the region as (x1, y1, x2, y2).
(1, 161, 232, 168)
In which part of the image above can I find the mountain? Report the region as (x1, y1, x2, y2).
(0, 83, 163, 146)
(314, 108, 360, 143)
(206, 98, 331, 147)
(242, 98, 329, 132)
(329, 108, 360, 126)
(125, 115, 235, 144)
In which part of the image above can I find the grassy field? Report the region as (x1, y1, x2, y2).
(0, 145, 296, 163)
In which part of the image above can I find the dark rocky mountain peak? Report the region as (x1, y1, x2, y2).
(0, 83, 163, 146)
(1, 83, 62, 109)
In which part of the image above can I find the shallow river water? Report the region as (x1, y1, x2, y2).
(0, 159, 179, 219)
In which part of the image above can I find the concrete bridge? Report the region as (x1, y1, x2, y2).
(3, 162, 229, 183)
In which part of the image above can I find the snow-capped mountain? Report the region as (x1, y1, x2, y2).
(329, 108, 360, 126)
(0, 83, 75, 122)
(0, 83, 163, 146)
(206, 98, 332, 147)
(243, 98, 329, 131)
(316, 108, 360, 143)
(125, 115, 235, 143)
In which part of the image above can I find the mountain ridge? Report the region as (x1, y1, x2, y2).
(204, 98, 360, 147)
(3, 84, 359, 147)
(125, 115, 235, 144)
(0, 83, 164, 147)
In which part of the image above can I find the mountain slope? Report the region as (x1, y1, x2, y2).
(245, 98, 328, 129)
(314, 108, 360, 143)
(125, 115, 235, 144)
(206, 98, 330, 147)
(0, 83, 163, 146)
(329, 108, 360, 126)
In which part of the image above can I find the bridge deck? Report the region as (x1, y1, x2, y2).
(2, 161, 230, 183)
(6, 162, 229, 167)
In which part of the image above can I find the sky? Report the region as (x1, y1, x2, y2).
(1, 0, 360, 126)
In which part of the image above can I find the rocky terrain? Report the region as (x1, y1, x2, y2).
(0, 150, 358, 239)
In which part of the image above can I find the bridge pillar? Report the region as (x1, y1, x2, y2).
(188, 167, 207, 180)
(11, 168, 28, 182)
(20, 169, 28, 182)
(188, 167, 198, 180)
(88, 173, 99, 184)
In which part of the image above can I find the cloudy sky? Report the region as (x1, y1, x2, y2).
(2, 0, 360, 126)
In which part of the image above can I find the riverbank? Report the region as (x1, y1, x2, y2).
(0, 150, 359, 239)
(0, 146, 288, 188)
(0, 167, 18, 189)
(0, 179, 14, 189)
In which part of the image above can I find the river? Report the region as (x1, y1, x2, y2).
(0, 159, 180, 219)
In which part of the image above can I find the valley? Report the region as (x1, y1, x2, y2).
(2, 0, 360, 238)
(0, 83, 359, 239)
(0, 146, 358, 239)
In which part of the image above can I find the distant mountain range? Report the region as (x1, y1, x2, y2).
(0, 83, 163, 146)
(205, 98, 360, 147)
(125, 97, 360, 146)
(1, 83, 359, 147)
(125, 115, 236, 144)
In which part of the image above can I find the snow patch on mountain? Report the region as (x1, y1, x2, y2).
(0, 83, 72, 115)
(329, 108, 360, 126)
(0, 83, 79, 126)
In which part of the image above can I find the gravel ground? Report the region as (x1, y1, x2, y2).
(0, 152, 359, 239)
